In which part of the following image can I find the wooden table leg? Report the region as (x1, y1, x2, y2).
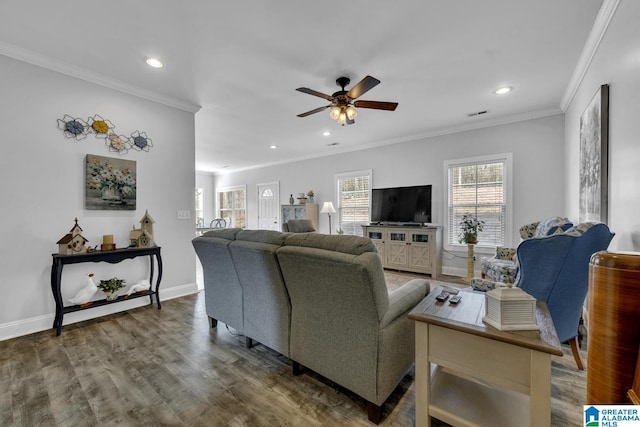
(530, 350, 552, 427)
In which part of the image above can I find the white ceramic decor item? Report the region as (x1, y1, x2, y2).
(68, 273, 98, 305)
(483, 285, 539, 331)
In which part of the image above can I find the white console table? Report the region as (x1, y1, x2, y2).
(362, 225, 442, 278)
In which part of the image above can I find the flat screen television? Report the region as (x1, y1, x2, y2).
(370, 185, 432, 224)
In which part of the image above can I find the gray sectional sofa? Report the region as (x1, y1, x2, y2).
(192, 229, 430, 423)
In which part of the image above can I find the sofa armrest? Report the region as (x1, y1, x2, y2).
(380, 279, 430, 329)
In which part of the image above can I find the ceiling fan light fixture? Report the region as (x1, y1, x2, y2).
(329, 106, 341, 120)
(346, 105, 358, 120)
(337, 111, 347, 125)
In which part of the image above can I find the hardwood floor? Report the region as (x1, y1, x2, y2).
(1, 290, 586, 426)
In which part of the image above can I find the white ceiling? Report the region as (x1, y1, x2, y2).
(0, 1, 603, 174)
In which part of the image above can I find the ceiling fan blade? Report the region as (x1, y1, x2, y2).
(347, 75, 380, 99)
(296, 87, 334, 101)
(353, 100, 398, 111)
(297, 105, 330, 117)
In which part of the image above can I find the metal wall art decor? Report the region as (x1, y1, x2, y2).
(87, 114, 115, 138)
(85, 154, 136, 210)
(579, 84, 609, 223)
(57, 115, 89, 141)
(57, 114, 152, 155)
(130, 130, 153, 152)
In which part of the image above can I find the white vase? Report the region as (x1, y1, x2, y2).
(102, 187, 121, 201)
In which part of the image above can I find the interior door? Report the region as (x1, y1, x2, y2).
(258, 182, 280, 230)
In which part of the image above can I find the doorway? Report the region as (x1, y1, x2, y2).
(257, 182, 280, 230)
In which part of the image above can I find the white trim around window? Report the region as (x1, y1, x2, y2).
(334, 169, 372, 236)
(443, 153, 513, 254)
(216, 184, 247, 228)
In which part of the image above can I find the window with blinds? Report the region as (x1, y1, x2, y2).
(216, 185, 246, 228)
(336, 170, 371, 236)
(446, 155, 511, 247)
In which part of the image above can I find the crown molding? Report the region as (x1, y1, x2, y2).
(560, 0, 620, 111)
(0, 42, 201, 114)
(207, 107, 562, 175)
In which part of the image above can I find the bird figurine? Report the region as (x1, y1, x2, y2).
(68, 273, 98, 306)
(125, 280, 150, 298)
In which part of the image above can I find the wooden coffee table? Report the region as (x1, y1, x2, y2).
(408, 286, 562, 427)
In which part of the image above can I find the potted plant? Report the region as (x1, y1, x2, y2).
(98, 277, 126, 300)
(458, 213, 484, 244)
(306, 190, 314, 204)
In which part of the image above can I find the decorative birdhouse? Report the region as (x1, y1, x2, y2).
(482, 285, 539, 331)
(129, 210, 155, 248)
(57, 218, 89, 255)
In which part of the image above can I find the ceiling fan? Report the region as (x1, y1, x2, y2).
(296, 75, 398, 125)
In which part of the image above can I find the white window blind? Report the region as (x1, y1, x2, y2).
(336, 170, 371, 236)
(446, 156, 511, 247)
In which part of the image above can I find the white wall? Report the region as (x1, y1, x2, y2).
(213, 114, 566, 276)
(0, 55, 197, 340)
(564, 0, 640, 251)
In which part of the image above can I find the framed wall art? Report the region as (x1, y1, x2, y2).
(85, 154, 137, 210)
(579, 84, 609, 223)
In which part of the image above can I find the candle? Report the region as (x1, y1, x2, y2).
(103, 234, 114, 244)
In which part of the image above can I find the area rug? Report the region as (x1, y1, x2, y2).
(384, 270, 469, 292)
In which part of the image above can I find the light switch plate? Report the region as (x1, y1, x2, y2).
(177, 210, 191, 220)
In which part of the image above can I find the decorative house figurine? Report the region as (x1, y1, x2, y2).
(56, 218, 89, 255)
(129, 209, 155, 248)
(482, 285, 539, 331)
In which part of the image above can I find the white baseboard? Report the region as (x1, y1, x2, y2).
(442, 266, 468, 278)
(0, 282, 199, 341)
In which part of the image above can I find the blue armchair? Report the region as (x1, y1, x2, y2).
(480, 217, 573, 284)
(474, 222, 614, 370)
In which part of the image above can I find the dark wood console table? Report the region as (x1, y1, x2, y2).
(51, 246, 162, 336)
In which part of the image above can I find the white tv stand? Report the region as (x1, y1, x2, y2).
(362, 225, 442, 278)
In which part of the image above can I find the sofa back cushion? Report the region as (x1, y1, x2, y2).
(283, 232, 376, 255)
(229, 231, 290, 356)
(276, 244, 388, 398)
(236, 229, 289, 245)
(192, 229, 244, 332)
(201, 227, 242, 240)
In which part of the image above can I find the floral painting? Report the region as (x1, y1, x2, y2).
(85, 154, 136, 210)
(579, 84, 609, 223)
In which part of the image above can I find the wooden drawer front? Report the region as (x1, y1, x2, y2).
(429, 325, 532, 394)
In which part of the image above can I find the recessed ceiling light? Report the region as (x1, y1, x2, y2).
(145, 57, 163, 68)
(269, 145, 277, 149)
(322, 131, 331, 137)
(493, 86, 512, 95)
